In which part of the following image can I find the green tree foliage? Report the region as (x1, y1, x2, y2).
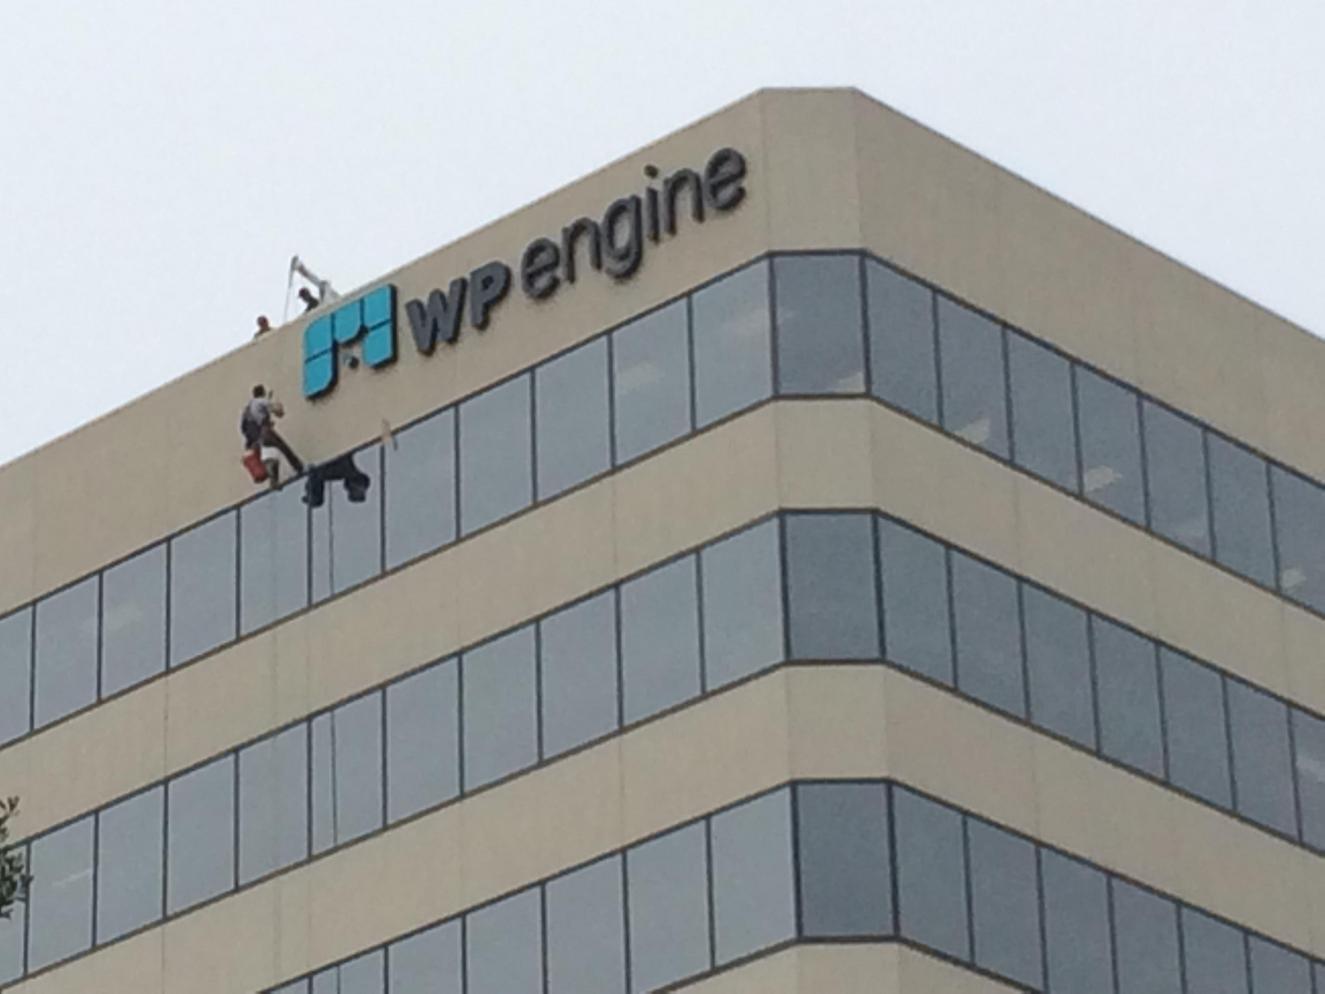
(0, 798, 28, 921)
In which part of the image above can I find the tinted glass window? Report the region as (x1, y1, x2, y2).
(546, 856, 626, 994)
(1076, 367, 1145, 525)
(389, 920, 462, 994)
(938, 295, 1008, 457)
(312, 692, 384, 852)
(384, 409, 456, 570)
(386, 660, 459, 823)
(1181, 908, 1248, 994)
(1093, 617, 1164, 777)
(240, 485, 308, 635)
(101, 544, 167, 695)
(773, 254, 865, 395)
(313, 445, 382, 599)
(315, 951, 383, 994)
(951, 553, 1025, 717)
(711, 789, 795, 964)
(459, 374, 533, 535)
(540, 593, 618, 759)
(879, 520, 953, 685)
(170, 512, 237, 667)
(536, 337, 610, 499)
(866, 260, 937, 423)
(0, 885, 23, 984)
(968, 819, 1042, 989)
(692, 262, 772, 427)
(1159, 648, 1231, 807)
(627, 822, 710, 993)
(1143, 401, 1211, 555)
(894, 788, 969, 960)
(1292, 708, 1325, 850)
(1023, 586, 1094, 748)
(700, 520, 783, 690)
(785, 514, 879, 660)
(1249, 936, 1312, 994)
(238, 724, 308, 884)
(1271, 467, 1325, 612)
(1041, 850, 1113, 994)
(1008, 331, 1077, 490)
(466, 888, 542, 994)
(795, 782, 891, 937)
(620, 558, 701, 724)
(34, 576, 98, 728)
(0, 609, 30, 746)
(97, 786, 163, 943)
(1208, 434, 1275, 587)
(611, 301, 691, 463)
(1112, 880, 1181, 994)
(1227, 680, 1297, 835)
(462, 627, 537, 790)
(167, 754, 234, 914)
(28, 816, 93, 971)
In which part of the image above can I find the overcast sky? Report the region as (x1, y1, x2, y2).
(1, 0, 1321, 466)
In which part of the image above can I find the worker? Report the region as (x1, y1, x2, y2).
(240, 385, 304, 485)
(254, 315, 272, 338)
(298, 287, 320, 313)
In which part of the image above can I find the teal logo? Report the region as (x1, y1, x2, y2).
(303, 284, 397, 399)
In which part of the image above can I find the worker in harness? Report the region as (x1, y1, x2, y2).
(241, 385, 304, 486)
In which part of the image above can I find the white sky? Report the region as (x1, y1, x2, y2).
(1, 0, 1321, 467)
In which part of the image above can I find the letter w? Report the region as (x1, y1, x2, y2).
(404, 278, 468, 355)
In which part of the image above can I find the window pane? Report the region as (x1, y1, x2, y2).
(712, 789, 795, 965)
(462, 627, 537, 790)
(626, 822, 710, 993)
(386, 660, 459, 822)
(879, 520, 953, 685)
(1143, 401, 1211, 555)
(0, 609, 31, 746)
(795, 782, 891, 937)
(389, 921, 462, 994)
(167, 754, 234, 914)
(316, 951, 383, 994)
(612, 301, 691, 463)
(1271, 467, 1325, 612)
(620, 558, 701, 724)
(1023, 586, 1094, 748)
(1249, 936, 1312, 994)
(701, 520, 783, 690)
(1227, 681, 1297, 836)
(313, 445, 382, 599)
(273, 982, 307, 994)
(238, 724, 308, 884)
(1076, 367, 1145, 525)
(938, 295, 1008, 457)
(28, 817, 93, 971)
(1181, 908, 1248, 994)
(540, 593, 618, 759)
(384, 409, 456, 570)
(774, 254, 864, 394)
(692, 262, 772, 427)
(1208, 435, 1274, 587)
(466, 889, 542, 994)
(968, 820, 1042, 989)
(894, 787, 969, 960)
(546, 856, 625, 994)
(0, 849, 21, 984)
(536, 337, 610, 499)
(102, 544, 167, 695)
(1093, 617, 1164, 777)
(1008, 331, 1077, 491)
(1159, 648, 1231, 807)
(866, 260, 937, 423)
(1042, 850, 1113, 994)
(311, 692, 383, 852)
(459, 374, 533, 535)
(1112, 880, 1181, 994)
(951, 553, 1025, 718)
(34, 576, 98, 728)
(170, 512, 237, 666)
(97, 786, 163, 943)
(240, 485, 308, 635)
(1292, 708, 1325, 850)
(785, 514, 879, 660)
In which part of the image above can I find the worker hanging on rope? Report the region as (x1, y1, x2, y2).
(240, 385, 304, 487)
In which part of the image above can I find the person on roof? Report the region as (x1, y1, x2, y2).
(240, 385, 303, 486)
(298, 287, 320, 313)
(254, 315, 272, 338)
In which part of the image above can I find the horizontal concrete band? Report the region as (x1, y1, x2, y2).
(5, 398, 1323, 846)
(13, 663, 1325, 994)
